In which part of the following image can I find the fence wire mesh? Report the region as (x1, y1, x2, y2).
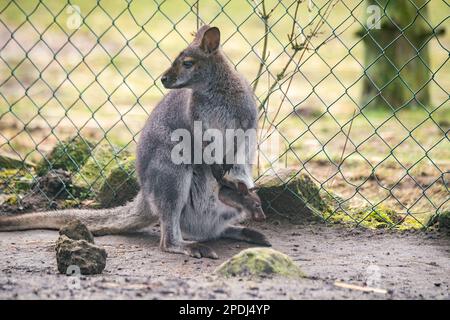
(0, 0, 448, 229)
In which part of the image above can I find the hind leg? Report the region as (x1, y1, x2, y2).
(144, 167, 218, 259)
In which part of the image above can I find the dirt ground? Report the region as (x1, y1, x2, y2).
(1, 220, 449, 300)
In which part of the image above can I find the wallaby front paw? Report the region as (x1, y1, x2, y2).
(242, 228, 271, 247)
(184, 243, 219, 259)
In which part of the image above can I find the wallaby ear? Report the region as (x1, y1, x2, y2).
(249, 186, 260, 193)
(201, 27, 220, 54)
(237, 181, 249, 195)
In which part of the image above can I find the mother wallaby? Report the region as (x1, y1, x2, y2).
(0, 25, 270, 258)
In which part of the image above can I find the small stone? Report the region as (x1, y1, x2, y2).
(55, 235, 107, 275)
(59, 219, 94, 243)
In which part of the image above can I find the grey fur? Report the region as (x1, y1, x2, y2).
(0, 26, 268, 258)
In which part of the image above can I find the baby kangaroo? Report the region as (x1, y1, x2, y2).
(217, 180, 270, 247)
(0, 25, 269, 259)
(218, 179, 265, 222)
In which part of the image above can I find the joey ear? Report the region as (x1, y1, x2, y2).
(249, 186, 260, 193)
(237, 181, 249, 195)
(201, 27, 220, 53)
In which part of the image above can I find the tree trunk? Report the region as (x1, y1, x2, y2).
(360, 0, 435, 110)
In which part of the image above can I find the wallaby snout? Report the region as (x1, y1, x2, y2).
(252, 207, 266, 222)
(160, 71, 177, 89)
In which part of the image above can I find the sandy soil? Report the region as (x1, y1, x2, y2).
(1, 221, 449, 300)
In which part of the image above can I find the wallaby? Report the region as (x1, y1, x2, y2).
(218, 180, 266, 222)
(0, 25, 269, 259)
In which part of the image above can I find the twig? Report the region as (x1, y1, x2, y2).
(258, 0, 303, 144)
(259, 0, 341, 143)
(334, 281, 387, 294)
(252, 0, 271, 92)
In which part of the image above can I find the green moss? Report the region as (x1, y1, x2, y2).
(72, 142, 137, 206)
(73, 142, 130, 191)
(36, 136, 94, 176)
(60, 199, 81, 209)
(215, 248, 305, 278)
(4, 194, 19, 205)
(398, 215, 428, 231)
(326, 205, 424, 230)
(0, 169, 34, 194)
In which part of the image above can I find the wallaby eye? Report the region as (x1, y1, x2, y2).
(182, 60, 195, 69)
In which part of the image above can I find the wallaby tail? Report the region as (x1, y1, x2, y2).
(0, 192, 155, 236)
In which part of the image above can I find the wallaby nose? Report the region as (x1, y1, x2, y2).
(161, 75, 168, 85)
(253, 209, 266, 222)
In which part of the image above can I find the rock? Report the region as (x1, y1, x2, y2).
(36, 136, 94, 176)
(31, 169, 72, 198)
(256, 168, 330, 222)
(215, 248, 305, 278)
(438, 211, 450, 230)
(59, 219, 94, 243)
(55, 235, 106, 275)
(72, 142, 138, 207)
(55, 220, 106, 275)
(0, 154, 35, 169)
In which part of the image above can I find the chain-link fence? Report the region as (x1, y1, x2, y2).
(0, 0, 448, 229)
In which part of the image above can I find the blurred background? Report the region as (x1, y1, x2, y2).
(0, 0, 449, 227)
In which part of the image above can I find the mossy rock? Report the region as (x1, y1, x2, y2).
(31, 169, 73, 199)
(97, 157, 139, 208)
(73, 141, 130, 192)
(55, 235, 107, 275)
(72, 142, 138, 207)
(438, 211, 450, 230)
(215, 248, 305, 278)
(36, 136, 94, 176)
(256, 168, 330, 222)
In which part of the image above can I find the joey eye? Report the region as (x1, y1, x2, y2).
(182, 60, 195, 69)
